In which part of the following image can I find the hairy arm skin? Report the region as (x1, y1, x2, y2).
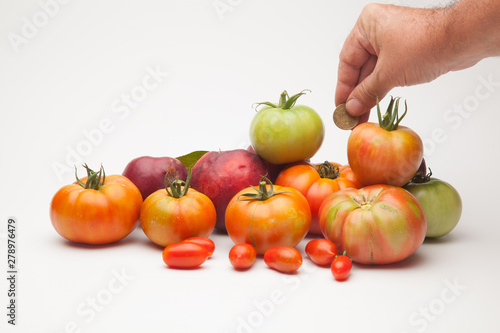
(335, 0, 500, 122)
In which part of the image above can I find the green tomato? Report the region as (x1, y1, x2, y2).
(249, 90, 324, 165)
(404, 173, 462, 238)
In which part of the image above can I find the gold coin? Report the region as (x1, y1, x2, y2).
(333, 103, 359, 130)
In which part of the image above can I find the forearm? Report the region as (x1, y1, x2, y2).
(443, 0, 500, 69)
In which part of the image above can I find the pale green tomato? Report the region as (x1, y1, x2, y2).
(249, 90, 324, 165)
(404, 177, 462, 238)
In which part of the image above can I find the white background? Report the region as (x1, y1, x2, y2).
(1, 0, 500, 332)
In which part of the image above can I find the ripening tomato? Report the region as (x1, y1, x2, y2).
(140, 173, 216, 247)
(50, 164, 142, 245)
(276, 161, 360, 234)
(162, 242, 210, 268)
(225, 177, 311, 255)
(305, 239, 338, 266)
(264, 246, 302, 273)
(404, 168, 462, 238)
(229, 244, 257, 270)
(249, 90, 324, 165)
(347, 97, 423, 187)
(319, 185, 427, 265)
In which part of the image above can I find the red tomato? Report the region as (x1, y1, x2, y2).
(162, 242, 210, 268)
(319, 185, 427, 265)
(276, 161, 360, 235)
(264, 246, 302, 273)
(50, 165, 142, 245)
(140, 173, 216, 247)
(225, 177, 311, 255)
(331, 253, 352, 281)
(347, 97, 423, 187)
(305, 239, 338, 266)
(183, 237, 215, 256)
(229, 244, 257, 270)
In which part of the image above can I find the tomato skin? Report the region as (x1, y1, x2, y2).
(183, 237, 215, 256)
(404, 177, 462, 238)
(319, 185, 427, 265)
(331, 254, 352, 281)
(305, 239, 338, 266)
(276, 162, 359, 235)
(225, 184, 311, 255)
(50, 175, 142, 245)
(347, 122, 423, 187)
(162, 242, 210, 268)
(140, 188, 216, 247)
(264, 246, 302, 273)
(249, 93, 324, 165)
(229, 244, 257, 270)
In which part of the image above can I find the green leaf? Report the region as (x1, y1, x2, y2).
(176, 150, 209, 171)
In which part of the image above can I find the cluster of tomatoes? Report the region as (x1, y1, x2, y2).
(50, 90, 462, 282)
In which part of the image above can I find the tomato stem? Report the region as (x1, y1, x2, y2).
(410, 168, 432, 184)
(376, 96, 408, 131)
(238, 175, 289, 201)
(317, 161, 340, 179)
(254, 89, 311, 111)
(165, 170, 191, 198)
(75, 164, 106, 190)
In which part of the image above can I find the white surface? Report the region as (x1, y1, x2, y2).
(1, 0, 500, 332)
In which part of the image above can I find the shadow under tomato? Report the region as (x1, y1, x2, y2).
(165, 265, 206, 271)
(353, 251, 426, 270)
(58, 232, 139, 250)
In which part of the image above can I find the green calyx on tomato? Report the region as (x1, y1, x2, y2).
(75, 164, 106, 190)
(238, 176, 289, 201)
(377, 95, 408, 131)
(254, 89, 311, 111)
(165, 170, 192, 198)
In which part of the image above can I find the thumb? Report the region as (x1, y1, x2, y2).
(345, 69, 393, 117)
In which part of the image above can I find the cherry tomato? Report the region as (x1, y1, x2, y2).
(162, 242, 210, 268)
(250, 90, 324, 165)
(264, 246, 302, 274)
(276, 161, 359, 234)
(225, 177, 311, 255)
(229, 244, 257, 270)
(140, 173, 216, 247)
(50, 164, 142, 245)
(319, 185, 426, 265)
(347, 97, 423, 187)
(305, 239, 338, 266)
(331, 252, 352, 281)
(183, 237, 215, 256)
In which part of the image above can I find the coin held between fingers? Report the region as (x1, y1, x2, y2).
(333, 104, 359, 130)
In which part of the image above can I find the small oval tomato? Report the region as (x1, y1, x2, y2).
(162, 242, 210, 268)
(140, 173, 216, 247)
(348, 97, 423, 187)
(225, 177, 311, 255)
(50, 164, 142, 245)
(264, 246, 302, 273)
(183, 237, 215, 256)
(305, 239, 338, 266)
(331, 252, 352, 281)
(404, 168, 462, 238)
(250, 90, 324, 165)
(276, 161, 359, 234)
(319, 185, 427, 265)
(229, 244, 257, 270)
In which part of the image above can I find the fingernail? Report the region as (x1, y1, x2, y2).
(346, 99, 364, 116)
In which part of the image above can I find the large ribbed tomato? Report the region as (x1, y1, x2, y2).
(319, 185, 427, 265)
(347, 97, 423, 187)
(50, 165, 142, 245)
